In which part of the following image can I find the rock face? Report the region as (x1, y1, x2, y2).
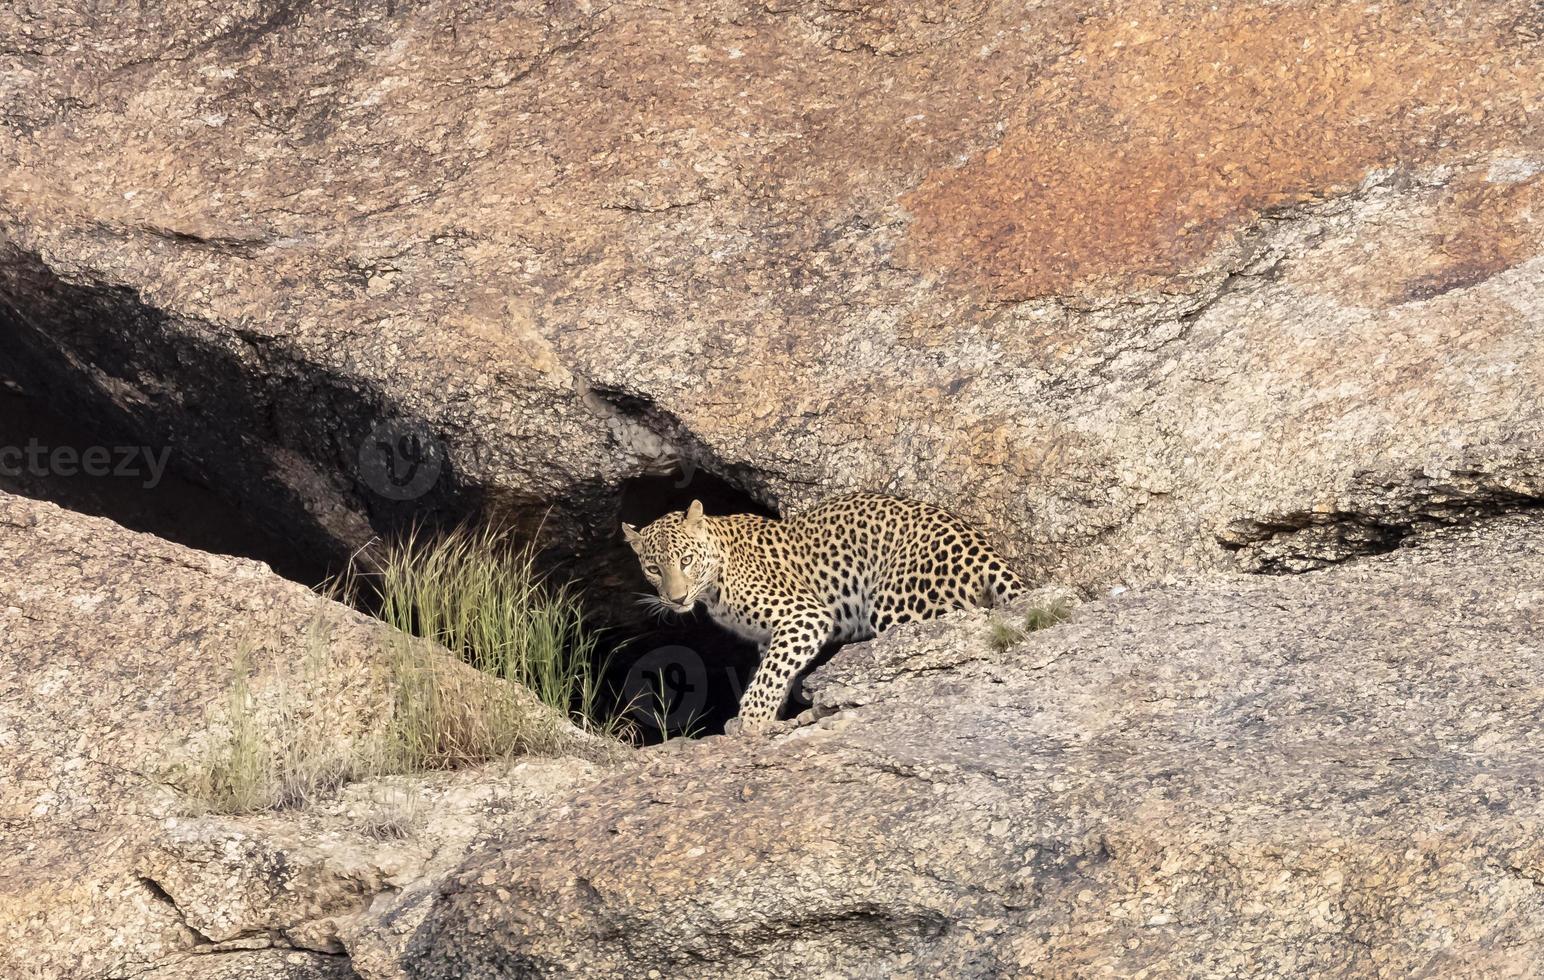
(4, 0, 1544, 976)
(1, 0, 1540, 610)
(406, 514, 1544, 977)
(11, 485, 1544, 977)
(0, 491, 614, 979)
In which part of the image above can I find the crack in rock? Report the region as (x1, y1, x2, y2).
(1221, 459, 1544, 573)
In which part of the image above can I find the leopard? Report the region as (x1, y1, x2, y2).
(622, 492, 1027, 734)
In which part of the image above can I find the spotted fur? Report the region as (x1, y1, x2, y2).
(622, 492, 1026, 733)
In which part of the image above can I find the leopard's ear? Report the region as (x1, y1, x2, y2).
(684, 500, 704, 526)
(621, 523, 642, 547)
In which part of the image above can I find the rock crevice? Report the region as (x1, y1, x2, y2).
(1222, 457, 1544, 572)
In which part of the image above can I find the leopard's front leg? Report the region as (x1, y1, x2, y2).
(731, 604, 833, 735)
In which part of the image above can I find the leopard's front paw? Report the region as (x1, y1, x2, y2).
(725, 715, 776, 736)
(724, 714, 793, 737)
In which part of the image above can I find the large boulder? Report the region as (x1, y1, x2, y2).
(1, 0, 1539, 613)
(405, 513, 1544, 977)
(3, 0, 1543, 975)
(0, 491, 615, 979)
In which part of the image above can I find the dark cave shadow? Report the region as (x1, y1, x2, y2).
(0, 245, 806, 743)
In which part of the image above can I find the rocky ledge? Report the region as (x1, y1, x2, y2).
(7, 489, 1544, 976)
(407, 513, 1544, 978)
(0, 491, 618, 980)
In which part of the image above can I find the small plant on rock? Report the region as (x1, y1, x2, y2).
(363, 523, 618, 737)
(187, 620, 372, 814)
(188, 644, 270, 815)
(359, 787, 422, 841)
(987, 596, 1075, 653)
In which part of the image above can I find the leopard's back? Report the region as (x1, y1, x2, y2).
(714, 493, 1025, 642)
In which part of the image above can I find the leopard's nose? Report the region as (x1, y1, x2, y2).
(667, 592, 689, 605)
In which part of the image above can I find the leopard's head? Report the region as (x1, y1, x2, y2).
(622, 500, 722, 613)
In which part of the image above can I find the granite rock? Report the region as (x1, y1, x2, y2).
(0, 492, 614, 979)
(407, 515, 1544, 977)
(0, 0, 1538, 610)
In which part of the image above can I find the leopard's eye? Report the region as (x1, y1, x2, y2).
(644, 563, 660, 576)
(681, 554, 694, 568)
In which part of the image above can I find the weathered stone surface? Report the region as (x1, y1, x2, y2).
(1, 0, 1539, 611)
(0, 492, 613, 979)
(3, 1, 1544, 976)
(407, 514, 1544, 977)
(138, 949, 359, 980)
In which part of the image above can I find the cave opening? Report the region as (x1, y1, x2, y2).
(597, 471, 780, 742)
(0, 246, 795, 746)
(0, 350, 332, 587)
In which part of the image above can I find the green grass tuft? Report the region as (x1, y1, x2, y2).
(359, 787, 421, 841)
(189, 644, 271, 814)
(1023, 596, 1075, 632)
(637, 667, 707, 742)
(186, 523, 629, 814)
(987, 596, 1075, 653)
(366, 523, 615, 738)
(187, 622, 372, 814)
(987, 617, 1029, 654)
